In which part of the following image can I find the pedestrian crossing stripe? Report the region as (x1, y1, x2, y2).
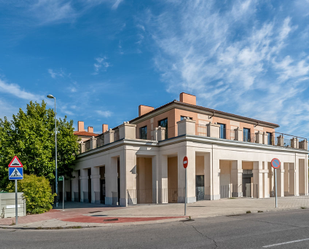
(9, 167, 23, 180)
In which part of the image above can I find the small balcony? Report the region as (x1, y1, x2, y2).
(194, 122, 308, 150)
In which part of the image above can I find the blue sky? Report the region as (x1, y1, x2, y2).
(0, 0, 309, 138)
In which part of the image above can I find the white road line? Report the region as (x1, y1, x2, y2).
(263, 238, 309, 248)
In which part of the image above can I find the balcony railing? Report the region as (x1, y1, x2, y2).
(85, 139, 91, 152)
(96, 133, 104, 148)
(195, 124, 307, 150)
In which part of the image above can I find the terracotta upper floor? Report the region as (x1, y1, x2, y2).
(77, 92, 308, 153)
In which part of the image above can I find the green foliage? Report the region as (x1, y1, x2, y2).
(6, 174, 56, 214)
(0, 101, 79, 189)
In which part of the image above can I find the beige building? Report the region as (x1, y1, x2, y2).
(67, 93, 308, 206)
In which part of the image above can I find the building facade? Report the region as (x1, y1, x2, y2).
(67, 93, 308, 206)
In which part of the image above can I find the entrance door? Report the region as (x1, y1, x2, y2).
(100, 179, 105, 204)
(196, 175, 204, 201)
(242, 177, 251, 197)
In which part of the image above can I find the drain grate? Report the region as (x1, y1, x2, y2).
(88, 211, 101, 214)
(103, 218, 119, 222)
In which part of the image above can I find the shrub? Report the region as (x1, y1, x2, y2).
(6, 174, 56, 214)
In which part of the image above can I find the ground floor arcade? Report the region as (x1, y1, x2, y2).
(66, 138, 308, 206)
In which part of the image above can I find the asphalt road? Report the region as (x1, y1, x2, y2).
(2, 209, 309, 249)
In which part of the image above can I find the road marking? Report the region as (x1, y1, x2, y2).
(263, 238, 309, 248)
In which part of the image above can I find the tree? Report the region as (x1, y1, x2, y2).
(6, 174, 56, 214)
(0, 101, 79, 189)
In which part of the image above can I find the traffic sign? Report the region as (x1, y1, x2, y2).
(183, 156, 188, 168)
(58, 176, 64, 181)
(271, 158, 281, 169)
(8, 156, 23, 168)
(9, 167, 23, 180)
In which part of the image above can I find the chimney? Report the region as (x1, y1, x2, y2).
(78, 121, 85, 132)
(139, 105, 155, 116)
(87, 126, 93, 133)
(180, 92, 196, 105)
(102, 124, 108, 133)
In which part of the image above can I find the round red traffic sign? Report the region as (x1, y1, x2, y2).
(183, 156, 188, 169)
(271, 158, 281, 169)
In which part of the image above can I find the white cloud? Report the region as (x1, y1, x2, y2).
(29, 0, 77, 25)
(93, 56, 110, 74)
(0, 78, 43, 101)
(48, 69, 65, 79)
(0, 99, 18, 119)
(96, 110, 112, 117)
(111, 0, 123, 10)
(7, 0, 124, 25)
(143, 1, 309, 137)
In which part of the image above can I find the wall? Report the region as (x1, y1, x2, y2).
(137, 157, 152, 203)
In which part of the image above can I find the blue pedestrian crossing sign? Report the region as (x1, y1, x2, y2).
(9, 167, 23, 180)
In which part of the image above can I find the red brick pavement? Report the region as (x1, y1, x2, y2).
(0, 207, 121, 226)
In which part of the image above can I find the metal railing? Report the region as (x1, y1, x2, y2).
(96, 133, 104, 148)
(85, 139, 91, 152)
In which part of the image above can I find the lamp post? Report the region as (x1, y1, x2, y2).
(47, 94, 58, 208)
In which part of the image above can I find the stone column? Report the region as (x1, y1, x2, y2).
(277, 135, 284, 146)
(104, 129, 115, 145)
(263, 161, 269, 198)
(211, 146, 220, 200)
(90, 136, 97, 149)
(207, 122, 220, 138)
(80, 142, 85, 153)
(294, 160, 299, 196)
(120, 148, 137, 206)
(119, 122, 136, 140)
(256, 131, 263, 144)
(305, 157, 309, 196)
(105, 157, 118, 205)
(235, 127, 243, 141)
(231, 160, 243, 197)
(263, 132, 268, 145)
(253, 161, 263, 198)
(204, 153, 211, 200)
(71, 171, 79, 201)
(152, 156, 158, 204)
(179, 146, 196, 203)
(80, 169, 88, 202)
(291, 138, 299, 149)
(91, 167, 100, 203)
(159, 155, 168, 203)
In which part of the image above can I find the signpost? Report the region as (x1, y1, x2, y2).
(8, 156, 23, 225)
(58, 176, 65, 210)
(183, 156, 188, 216)
(271, 158, 281, 208)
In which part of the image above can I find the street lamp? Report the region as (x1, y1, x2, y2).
(47, 94, 58, 208)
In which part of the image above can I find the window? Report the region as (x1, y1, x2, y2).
(180, 116, 193, 121)
(139, 126, 147, 140)
(243, 128, 250, 142)
(158, 118, 168, 139)
(218, 123, 226, 139)
(267, 132, 272, 145)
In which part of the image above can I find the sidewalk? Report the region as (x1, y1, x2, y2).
(1, 196, 309, 229)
